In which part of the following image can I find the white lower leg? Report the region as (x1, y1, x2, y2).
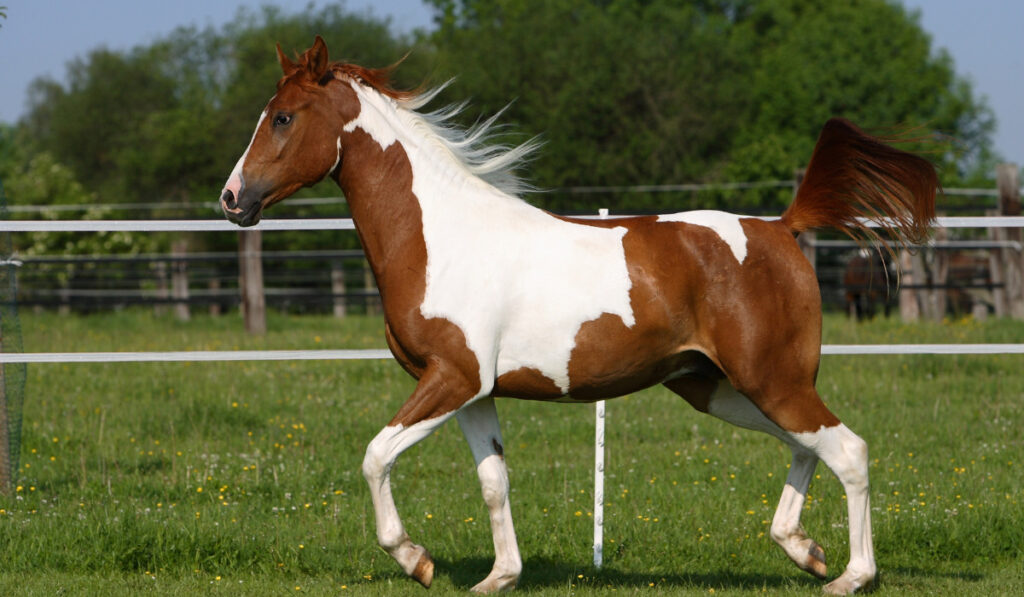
(457, 398, 522, 593)
(770, 448, 827, 578)
(705, 383, 829, 578)
(792, 423, 876, 594)
(362, 421, 446, 586)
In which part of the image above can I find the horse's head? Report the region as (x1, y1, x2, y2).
(220, 36, 360, 226)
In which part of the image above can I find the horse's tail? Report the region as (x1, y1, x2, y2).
(780, 118, 938, 252)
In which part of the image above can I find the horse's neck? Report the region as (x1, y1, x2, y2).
(336, 85, 534, 280)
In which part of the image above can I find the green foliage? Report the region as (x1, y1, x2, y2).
(427, 0, 756, 211)
(8, 0, 999, 229)
(426, 0, 996, 211)
(13, 5, 429, 254)
(0, 126, 157, 261)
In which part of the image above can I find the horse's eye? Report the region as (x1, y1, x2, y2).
(273, 113, 292, 127)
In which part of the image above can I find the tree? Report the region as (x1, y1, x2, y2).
(15, 4, 428, 254)
(728, 0, 994, 185)
(427, 0, 755, 211)
(0, 125, 158, 259)
(425, 0, 995, 212)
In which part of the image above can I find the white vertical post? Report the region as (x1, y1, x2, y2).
(594, 399, 605, 568)
(594, 208, 609, 568)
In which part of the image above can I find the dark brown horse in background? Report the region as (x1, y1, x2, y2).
(844, 249, 892, 320)
(219, 37, 937, 594)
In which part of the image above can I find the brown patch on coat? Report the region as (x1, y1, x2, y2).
(337, 126, 482, 426)
(663, 375, 721, 413)
(494, 367, 563, 400)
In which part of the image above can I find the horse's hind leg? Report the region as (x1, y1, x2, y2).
(456, 397, 522, 593)
(743, 380, 876, 594)
(666, 377, 828, 578)
(789, 419, 875, 594)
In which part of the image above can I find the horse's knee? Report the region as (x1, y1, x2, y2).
(363, 426, 402, 482)
(362, 439, 387, 482)
(798, 424, 869, 492)
(477, 454, 510, 508)
(837, 433, 869, 491)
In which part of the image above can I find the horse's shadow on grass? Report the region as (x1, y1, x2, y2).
(435, 556, 820, 592)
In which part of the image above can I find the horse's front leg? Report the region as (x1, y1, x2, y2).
(362, 363, 479, 588)
(456, 397, 522, 593)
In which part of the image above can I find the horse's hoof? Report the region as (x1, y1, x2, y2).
(805, 541, 828, 579)
(823, 567, 875, 594)
(470, 572, 519, 593)
(411, 548, 435, 588)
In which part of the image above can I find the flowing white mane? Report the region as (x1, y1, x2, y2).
(386, 81, 542, 197)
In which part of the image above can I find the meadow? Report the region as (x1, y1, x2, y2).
(0, 310, 1021, 595)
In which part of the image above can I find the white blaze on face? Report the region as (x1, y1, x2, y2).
(344, 83, 635, 395)
(222, 109, 269, 200)
(657, 210, 749, 264)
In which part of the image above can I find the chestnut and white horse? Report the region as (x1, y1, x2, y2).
(220, 37, 937, 594)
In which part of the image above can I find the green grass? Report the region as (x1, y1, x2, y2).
(0, 310, 1021, 595)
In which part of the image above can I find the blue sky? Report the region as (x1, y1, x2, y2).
(1, 0, 1021, 167)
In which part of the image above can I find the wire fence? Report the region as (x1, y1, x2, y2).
(0, 214, 1022, 363)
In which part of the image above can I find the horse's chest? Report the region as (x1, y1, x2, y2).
(417, 207, 635, 393)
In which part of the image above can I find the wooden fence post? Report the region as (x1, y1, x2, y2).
(239, 230, 266, 334)
(153, 261, 168, 317)
(997, 163, 1022, 318)
(928, 227, 949, 321)
(898, 249, 920, 321)
(208, 279, 222, 317)
(331, 262, 347, 318)
(171, 239, 190, 322)
(987, 208, 1008, 317)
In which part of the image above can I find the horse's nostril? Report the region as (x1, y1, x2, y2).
(220, 189, 236, 209)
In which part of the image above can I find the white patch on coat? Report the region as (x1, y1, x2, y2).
(790, 423, 865, 468)
(343, 82, 635, 394)
(329, 136, 342, 176)
(657, 210, 748, 264)
(343, 84, 400, 150)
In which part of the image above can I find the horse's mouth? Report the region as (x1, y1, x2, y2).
(220, 189, 263, 227)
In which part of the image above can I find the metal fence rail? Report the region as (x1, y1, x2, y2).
(3, 215, 1024, 232)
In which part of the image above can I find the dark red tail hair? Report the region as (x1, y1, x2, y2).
(781, 118, 938, 251)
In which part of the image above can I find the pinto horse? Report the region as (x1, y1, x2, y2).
(219, 37, 937, 594)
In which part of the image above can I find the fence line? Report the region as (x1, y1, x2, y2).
(5, 182, 1013, 214)
(0, 219, 354, 232)
(3, 215, 1024, 233)
(0, 344, 1021, 364)
(0, 349, 393, 364)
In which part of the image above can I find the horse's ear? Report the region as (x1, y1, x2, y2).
(276, 43, 296, 74)
(302, 35, 330, 82)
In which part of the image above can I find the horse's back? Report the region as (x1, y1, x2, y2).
(493, 214, 822, 402)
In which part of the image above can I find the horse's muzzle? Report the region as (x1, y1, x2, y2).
(220, 188, 262, 227)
